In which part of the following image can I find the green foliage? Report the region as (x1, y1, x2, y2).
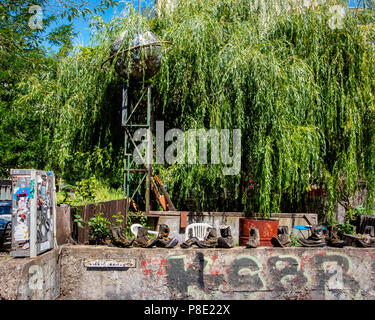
(290, 234, 302, 247)
(74, 212, 111, 244)
(337, 220, 356, 235)
(57, 177, 124, 206)
(4, 0, 375, 221)
(87, 212, 111, 244)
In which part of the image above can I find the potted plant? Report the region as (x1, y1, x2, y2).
(239, 174, 279, 246)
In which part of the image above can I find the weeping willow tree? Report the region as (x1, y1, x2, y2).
(14, 0, 375, 221)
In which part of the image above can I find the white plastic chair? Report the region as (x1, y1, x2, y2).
(185, 223, 213, 241)
(130, 223, 159, 237)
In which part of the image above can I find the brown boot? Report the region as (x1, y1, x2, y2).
(180, 237, 199, 248)
(271, 226, 292, 247)
(109, 226, 134, 248)
(246, 227, 260, 248)
(134, 227, 158, 248)
(155, 224, 179, 248)
(327, 225, 346, 248)
(217, 225, 234, 248)
(196, 227, 219, 248)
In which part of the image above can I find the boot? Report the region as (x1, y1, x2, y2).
(327, 225, 346, 248)
(271, 226, 292, 247)
(217, 225, 234, 248)
(180, 237, 200, 248)
(196, 227, 219, 248)
(356, 226, 375, 247)
(109, 226, 134, 248)
(246, 227, 260, 248)
(155, 224, 179, 248)
(298, 225, 326, 247)
(133, 227, 158, 248)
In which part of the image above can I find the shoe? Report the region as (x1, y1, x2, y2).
(364, 226, 375, 237)
(246, 227, 260, 248)
(155, 224, 179, 248)
(356, 226, 375, 247)
(109, 226, 134, 248)
(271, 226, 292, 247)
(134, 227, 158, 248)
(217, 225, 234, 248)
(298, 225, 327, 247)
(327, 225, 346, 248)
(180, 237, 199, 248)
(195, 227, 219, 248)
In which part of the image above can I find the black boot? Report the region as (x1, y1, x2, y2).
(196, 227, 219, 248)
(327, 225, 346, 248)
(246, 227, 260, 248)
(217, 225, 234, 248)
(133, 227, 158, 248)
(271, 226, 292, 247)
(109, 226, 134, 248)
(155, 224, 179, 248)
(298, 225, 326, 247)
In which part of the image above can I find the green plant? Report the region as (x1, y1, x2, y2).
(74, 212, 111, 245)
(337, 220, 356, 236)
(87, 213, 111, 245)
(290, 234, 302, 247)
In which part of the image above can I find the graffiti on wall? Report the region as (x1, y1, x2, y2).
(12, 176, 31, 250)
(139, 250, 369, 299)
(11, 170, 55, 254)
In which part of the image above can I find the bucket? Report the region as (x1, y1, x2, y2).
(239, 218, 279, 247)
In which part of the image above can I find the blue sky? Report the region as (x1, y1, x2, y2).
(43, 0, 155, 51)
(42, 0, 368, 52)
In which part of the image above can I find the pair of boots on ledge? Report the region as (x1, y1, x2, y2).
(180, 225, 234, 249)
(109, 224, 179, 248)
(244, 226, 292, 248)
(245, 225, 329, 248)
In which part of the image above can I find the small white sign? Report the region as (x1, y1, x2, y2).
(84, 259, 136, 269)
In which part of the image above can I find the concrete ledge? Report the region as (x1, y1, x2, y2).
(59, 245, 375, 300)
(0, 249, 60, 300)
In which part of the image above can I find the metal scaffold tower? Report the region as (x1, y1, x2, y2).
(122, 84, 152, 217)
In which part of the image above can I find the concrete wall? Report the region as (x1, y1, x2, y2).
(59, 245, 375, 300)
(0, 249, 60, 300)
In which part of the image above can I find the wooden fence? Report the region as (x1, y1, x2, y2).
(72, 199, 128, 244)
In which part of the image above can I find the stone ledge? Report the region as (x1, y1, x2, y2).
(59, 245, 375, 300)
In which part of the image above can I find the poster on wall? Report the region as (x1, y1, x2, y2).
(11, 169, 56, 257)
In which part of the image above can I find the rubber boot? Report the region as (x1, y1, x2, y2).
(109, 226, 134, 248)
(155, 224, 179, 248)
(196, 227, 219, 248)
(134, 227, 158, 248)
(271, 226, 292, 247)
(298, 225, 326, 247)
(217, 225, 234, 248)
(327, 225, 346, 248)
(246, 227, 260, 248)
